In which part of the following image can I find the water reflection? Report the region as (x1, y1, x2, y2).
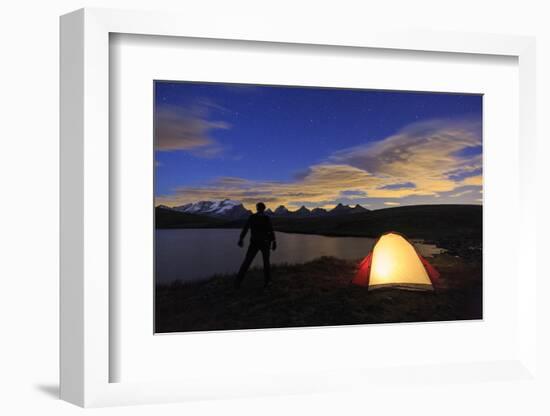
(155, 228, 442, 284)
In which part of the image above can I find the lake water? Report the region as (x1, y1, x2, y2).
(155, 228, 443, 284)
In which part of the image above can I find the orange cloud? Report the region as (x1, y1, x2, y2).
(461, 175, 483, 186)
(156, 119, 483, 209)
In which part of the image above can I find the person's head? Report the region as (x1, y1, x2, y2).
(256, 202, 266, 213)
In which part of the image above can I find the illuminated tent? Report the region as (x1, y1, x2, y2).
(352, 232, 439, 290)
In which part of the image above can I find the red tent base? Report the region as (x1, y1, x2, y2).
(352, 253, 372, 287)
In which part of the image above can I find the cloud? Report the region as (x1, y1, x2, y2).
(448, 167, 482, 181)
(155, 103, 230, 157)
(461, 175, 482, 186)
(384, 201, 401, 206)
(449, 189, 473, 198)
(156, 164, 374, 209)
(340, 190, 368, 197)
(330, 118, 482, 198)
(378, 182, 416, 190)
(156, 118, 483, 209)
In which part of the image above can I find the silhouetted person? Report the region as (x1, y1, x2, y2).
(234, 202, 277, 289)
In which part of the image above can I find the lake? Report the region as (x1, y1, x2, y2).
(155, 228, 443, 284)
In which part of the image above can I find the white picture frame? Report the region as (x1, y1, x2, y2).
(60, 7, 538, 408)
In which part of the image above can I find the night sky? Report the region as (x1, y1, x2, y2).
(154, 81, 482, 210)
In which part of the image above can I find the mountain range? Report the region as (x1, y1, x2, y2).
(155, 204, 483, 250)
(167, 199, 251, 219)
(159, 199, 369, 219)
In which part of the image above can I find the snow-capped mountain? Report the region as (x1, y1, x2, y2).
(273, 205, 290, 216)
(311, 207, 328, 216)
(272, 203, 369, 217)
(349, 204, 369, 214)
(291, 206, 311, 217)
(173, 199, 251, 219)
(163, 200, 369, 219)
(328, 203, 369, 215)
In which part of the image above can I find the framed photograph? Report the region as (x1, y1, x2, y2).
(153, 80, 483, 334)
(60, 8, 538, 408)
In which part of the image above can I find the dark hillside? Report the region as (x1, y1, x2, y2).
(157, 204, 481, 239)
(272, 204, 482, 240)
(155, 207, 226, 229)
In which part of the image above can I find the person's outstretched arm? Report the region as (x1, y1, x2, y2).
(238, 217, 251, 246)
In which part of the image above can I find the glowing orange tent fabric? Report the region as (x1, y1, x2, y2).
(352, 232, 439, 290)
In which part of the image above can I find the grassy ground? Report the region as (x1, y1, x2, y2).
(155, 253, 482, 333)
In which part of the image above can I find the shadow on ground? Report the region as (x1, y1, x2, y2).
(35, 384, 59, 399)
